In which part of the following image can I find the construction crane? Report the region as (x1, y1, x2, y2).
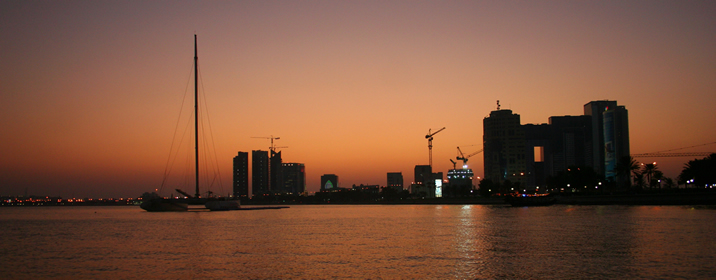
(425, 127, 446, 168)
(252, 136, 282, 153)
(456, 146, 483, 168)
(450, 159, 457, 170)
(631, 152, 713, 158)
(631, 142, 716, 158)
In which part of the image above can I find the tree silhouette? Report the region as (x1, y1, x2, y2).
(614, 156, 640, 189)
(678, 153, 716, 188)
(663, 177, 675, 189)
(478, 179, 495, 197)
(547, 165, 602, 193)
(633, 171, 645, 190)
(642, 163, 658, 189)
(652, 170, 664, 189)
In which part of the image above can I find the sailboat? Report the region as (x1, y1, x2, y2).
(140, 35, 207, 212)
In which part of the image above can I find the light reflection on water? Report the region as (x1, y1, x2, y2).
(1, 205, 715, 279)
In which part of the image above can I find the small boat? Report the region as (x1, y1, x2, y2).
(505, 194, 556, 207)
(140, 192, 188, 212)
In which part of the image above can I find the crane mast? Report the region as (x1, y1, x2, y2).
(425, 127, 446, 168)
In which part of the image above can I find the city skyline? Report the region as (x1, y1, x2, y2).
(1, 1, 715, 198)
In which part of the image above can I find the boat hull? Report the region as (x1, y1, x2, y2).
(140, 198, 188, 212)
(205, 200, 240, 211)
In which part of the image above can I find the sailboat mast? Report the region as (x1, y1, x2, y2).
(194, 34, 200, 199)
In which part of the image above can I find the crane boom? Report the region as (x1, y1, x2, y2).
(425, 127, 446, 138)
(631, 152, 714, 158)
(252, 135, 281, 152)
(456, 147, 483, 167)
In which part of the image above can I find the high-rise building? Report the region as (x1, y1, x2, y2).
(233, 152, 249, 198)
(252, 150, 269, 196)
(523, 123, 550, 189)
(523, 116, 593, 189)
(483, 109, 526, 186)
(270, 150, 282, 194)
(549, 115, 593, 174)
(282, 163, 305, 195)
(584, 100, 629, 180)
(321, 174, 338, 191)
(603, 106, 630, 181)
(387, 172, 404, 191)
(584, 100, 617, 176)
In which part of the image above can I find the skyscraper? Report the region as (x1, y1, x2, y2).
(282, 163, 305, 195)
(483, 109, 526, 186)
(584, 100, 629, 180)
(603, 105, 630, 181)
(270, 150, 282, 194)
(233, 151, 249, 198)
(523, 123, 550, 189)
(548, 115, 593, 174)
(584, 100, 617, 176)
(252, 150, 269, 196)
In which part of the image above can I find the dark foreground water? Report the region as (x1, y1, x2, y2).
(1, 205, 715, 279)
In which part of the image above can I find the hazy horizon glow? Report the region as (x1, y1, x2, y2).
(2, 1, 715, 198)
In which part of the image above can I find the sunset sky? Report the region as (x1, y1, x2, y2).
(2, 1, 715, 198)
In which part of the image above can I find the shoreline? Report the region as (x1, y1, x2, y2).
(3, 191, 715, 207)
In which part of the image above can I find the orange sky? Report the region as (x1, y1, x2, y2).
(1, 1, 715, 198)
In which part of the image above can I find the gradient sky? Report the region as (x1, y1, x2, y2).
(2, 0, 715, 198)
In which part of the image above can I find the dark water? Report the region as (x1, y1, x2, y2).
(1, 205, 714, 279)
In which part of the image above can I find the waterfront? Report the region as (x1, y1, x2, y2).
(1, 205, 715, 279)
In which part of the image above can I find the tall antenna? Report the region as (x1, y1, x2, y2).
(497, 100, 500, 110)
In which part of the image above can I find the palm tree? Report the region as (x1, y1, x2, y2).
(678, 153, 716, 188)
(663, 177, 675, 189)
(652, 170, 664, 189)
(642, 163, 658, 189)
(615, 156, 640, 189)
(633, 171, 645, 190)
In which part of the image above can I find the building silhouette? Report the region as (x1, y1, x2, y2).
(252, 150, 269, 196)
(270, 150, 282, 194)
(412, 165, 439, 197)
(446, 168, 474, 197)
(584, 100, 629, 181)
(321, 174, 338, 191)
(414, 165, 432, 185)
(483, 100, 629, 191)
(523, 116, 593, 189)
(483, 109, 526, 187)
(282, 163, 305, 195)
(233, 152, 249, 198)
(387, 172, 404, 191)
(603, 105, 630, 181)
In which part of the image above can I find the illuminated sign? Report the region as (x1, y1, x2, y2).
(435, 179, 442, 198)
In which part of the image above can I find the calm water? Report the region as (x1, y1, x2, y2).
(1, 205, 715, 279)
